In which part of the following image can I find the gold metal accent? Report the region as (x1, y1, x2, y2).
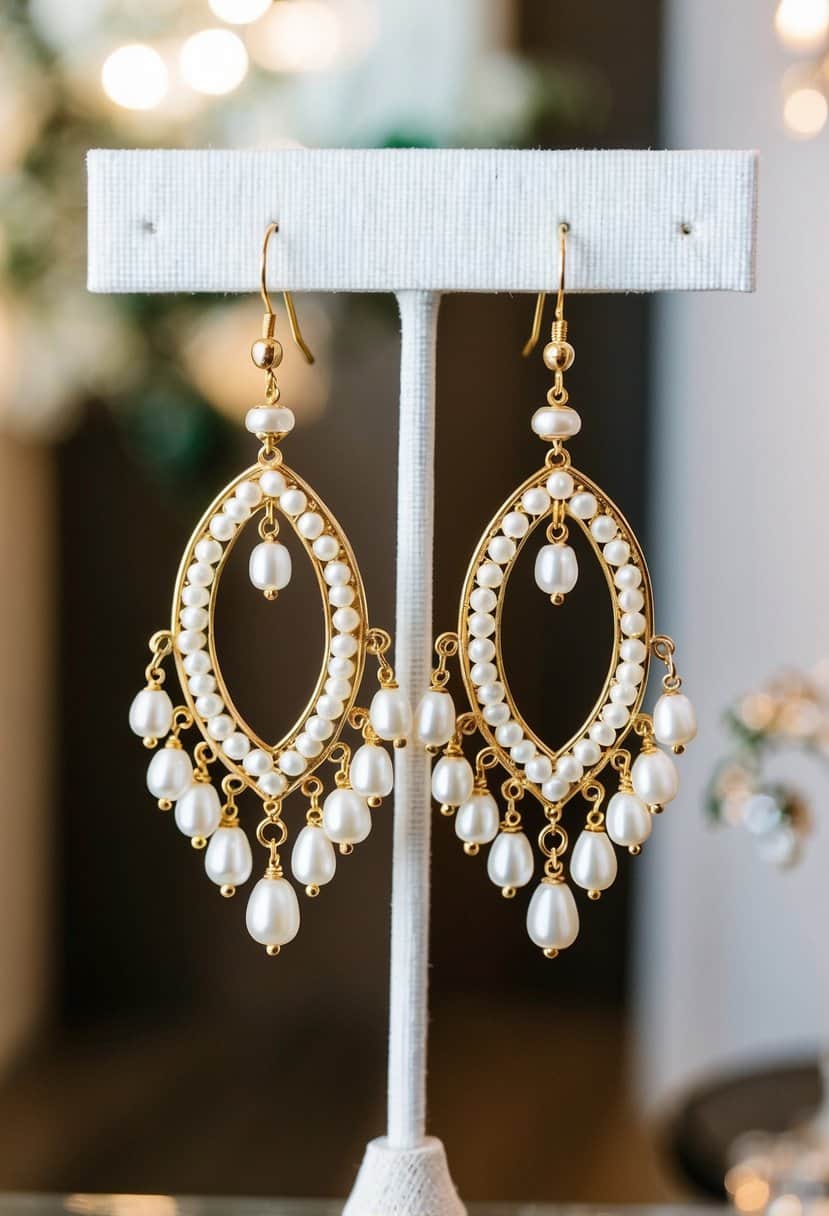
(259, 222, 314, 365)
(463, 842, 479, 856)
(220, 885, 236, 899)
(521, 221, 570, 359)
(266, 944, 281, 956)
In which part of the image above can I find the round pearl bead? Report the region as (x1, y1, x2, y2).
(324, 561, 351, 586)
(243, 748, 273, 777)
(223, 498, 250, 524)
(295, 732, 323, 759)
(350, 743, 394, 798)
(620, 639, 647, 663)
(556, 754, 583, 783)
(306, 716, 334, 742)
(618, 587, 645, 613)
(331, 635, 358, 659)
(224, 732, 250, 761)
(468, 638, 496, 663)
(209, 514, 236, 542)
(621, 612, 646, 638)
(488, 536, 516, 564)
(573, 738, 601, 767)
(414, 689, 456, 749)
(614, 564, 642, 590)
(502, 511, 529, 539)
(313, 534, 339, 560)
(259, 771, 288, 797)
(470, 587, 497, 613)
(483, 703, 510, 726)
(175, 782, 222, 839)
(496, 721, 523, 749)
(653, 692, 697, 747)
(249, 541, 292, 594)
(631, 749, 679, 805)
(602, 703, 630, 729)
(279, 750, 306, 777)
(546, 471, 574, 499)
(531, 405, 582, 439)
(208, 715, 234, 741)
(521, 487, 551, 516)
(235, 480, 263, 508)
(325, 677, 351, 700)
(187, 562, 214, 588)
(542, 775, 570, 802)
(589, 721, 615, 747)
(603, 539, 631, 567)
(526, 881, 579, 950)
(569, 492, 597, 520)
(329, 584, 355, 608)
(245, 876, 300, 947)
(455, 793, 500, 845)
(606, 792, 652, 847)
(195, 537, 223, 564)
(188, 672, 215, 697)
(205, 825, 253, 886)
(431, 755, 474, 806)
(476, 562, 504, 589)
(291, 825, 336, 888)
(477, 682, 505, 706)
(245, 407, 295, 436)
(195, 693, 223, 719)
(616, 661, 644, 686)
(487, 831, 534, 889)
(323, 789, 372, 844)
(184, 651, 211, 676)
(129, 688, 173, 740)
(316, 694, 344, 721)
(511, 740, 536, 765)
(468, 612, 495, 638)
(525, 754, 553, 784)
(297, 511, 324, 540)
(260, 470, 287, 497)
(182, 585, 210, 608)
(590, 515, 617, 544)
(147, 747, 193, 801)
(535, 543, 578, 596)
(570, 829, 617, 892)
(180, 607, 208, 632)
(332, 607, 360, 633)
(610, 682, 638, 707)
(471, 662, 498, 686)
(370, 687, 412, 742)
(280, 488, 307, 517)
(177, 630, 207, 655)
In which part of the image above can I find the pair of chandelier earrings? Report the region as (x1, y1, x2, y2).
(129, 222, 697, 959)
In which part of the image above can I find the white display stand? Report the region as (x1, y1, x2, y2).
(87, 148, 757, 1216)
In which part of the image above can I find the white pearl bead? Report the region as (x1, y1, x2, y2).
(487, 831, 534, 889)
(223, 498, 250, 524)
(477, 682, 505, 706)
(291, 824, 337, 888)
(556, 754, 583, 783)
(414, 689, 456, 749)
(546, 471, 574, 499)
(653, 692, 697, 747)
(235, 480, 262, 508)
(589, 721, 615, 747)
(569, 492, 597, 520)
(531, 405, 582, 439)
(280, 488, 307, 516)
(332, 607, 359, 633)
(224, 732, 251, 761)
(455, 792, 500, 845)
(590, 515, 617, 544)
(468, 613, 495, 639)
(468, 637, 495, 663)
(205, 825, 253, 886)
(331, 634, 358, 659)
(180, 607, 209, 632)
(525, 754, 553, 784)
(325, 677, 351, 700)
(175, 782, 222, 839)
(620, 640, 646, 664)
(147, 747, 193, 801)
(471, 661, 497, 686)
(350, 743, 394, 798)
(306, 715, 334, 742)
(296, 732, 323, 759)
(177, 630, 207, 655)
(313, 534, 339, 560)
(297, 511, 324, 540)
(129, 688, 173, 740)
(476, 562, 504, 588)
(488, 536, 516, 564)
(243, 748, 273, 777)
(278, 750, 306, 776)
(603, 539, 630, 567)
(260, 470, 287, 497)
(195, 537, 223, 564)
(209, 514, 236, 542)
(602, 703, 629, 729)
(618, 588, 645, 613)
(187, 562, 214, 588)
(259, 771, 288, 797)
(496, 721, 523, 748)
(606, 792, 652, 847)
(502, 511, 529, 538)
(328, 583, 354, 604)
(535, 543, 578, 596)
(511, 740, 536, 765)
(246, 876, 300, 947)
(483, 703, 510, 726)
(573, 738, 601, 767)
(370, 687, 412, 742)
(184, 651, 211, 676)
(616, 661, 644, 686)
(431, 755, 474, 806)
(188, 673, 215, 697)
(323, 788, 372, 844)
(526, 881, 580, 950)
(610, 682, 638, 707)
(249, 541, 292, 594)
(196, 693, 223, 719)
(245, 406, 295, 435)
(570, 829, 617, 892)
(621, 612, 646, 638)
(631, 749, 679, 805)
(324, 561, 350, 587)
(208, 714, 234, 741)
(470, 587, 497, 612)
(182, 585, 210, 608)
(542, 775, 570, 802)
(521, 487, 551, 515)
(614, 564, 642, 590)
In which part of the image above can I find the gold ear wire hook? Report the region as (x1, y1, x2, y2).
(260, 222, 315, 365)
(521, 222, 569, 359)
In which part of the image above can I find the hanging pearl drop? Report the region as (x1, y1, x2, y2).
(605, 791, 652, 847)
(487, 830, 534, 891)
(147, 747, 193, 802)
(249, 541, 291, 596)
(455, 792, 500, 845)
(653, 692, 697, 747)
(570, 829, 618, 893)
(205, 824, 253, 887)
(291, 825, 337, 889)
(350, 743, 394, 799)
(369, 687, 412, 744)
(413, 689, 456, 749)
(526, 881, 580, 951)
(534, 544, 578, 597)
(322, 788, 372, 845)
(431, 755, 474, 807)
(245, 876, 300, 948)
(174, 782, 222, 839)
(631, 749, 679, 805)
(129, 688, 173, 741)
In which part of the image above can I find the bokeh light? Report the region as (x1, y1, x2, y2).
(783, 83, 828, 136)
(775, 0, 829, 50)
(208, 0, 272, 23)
(179, 28, 249, 96)
(101, 44, 168, 111)
(249, 2, 342, 73)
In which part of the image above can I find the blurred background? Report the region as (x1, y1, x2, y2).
(2, 0, 829, 1206)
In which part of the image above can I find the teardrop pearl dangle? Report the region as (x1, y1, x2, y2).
(419, 224, 696, 957)
(128, 224, 407, 955)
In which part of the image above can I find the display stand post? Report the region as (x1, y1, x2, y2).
(87, 147, 757, 1216)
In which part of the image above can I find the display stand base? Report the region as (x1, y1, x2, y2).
(344, 1137, 465, 1216)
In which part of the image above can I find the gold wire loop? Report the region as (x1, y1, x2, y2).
(652, 634, 682, 690)
(145, 630, 174, 686)
(521, 221, 570, 358)
(301, 775, 323, 801)
(260, 222, 314, 365)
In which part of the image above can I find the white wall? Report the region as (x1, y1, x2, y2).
(636, 0, 829, 1107)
